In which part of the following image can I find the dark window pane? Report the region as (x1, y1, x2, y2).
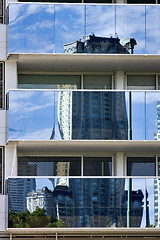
(19, 0, 82, 2)
(127, 157, 156, 176)
(83, 157, 112, 176)
(83, 75, 112, 89)
(127, 75, 156, 90)
(0, 148, 2, 193)
(0, 0, 3, 23)
(128, 0, 156, 3)
(18, 75, 81, 89)
(18, 156, 81, 176)
(85, 0, 112, 3)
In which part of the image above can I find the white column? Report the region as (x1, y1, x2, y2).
(114, 152, 125, 176)
(5, 143, 17, 178)
(115, 71, 125, 90)
(5, 60, 18, 93)
(0, 25, 7, 60)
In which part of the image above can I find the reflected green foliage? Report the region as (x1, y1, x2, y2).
(8, 207, 66, 228)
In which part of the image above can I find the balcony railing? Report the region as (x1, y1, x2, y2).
(8, 3, 160, 54)
(8, 177, 158, 228)
(8, 90, 160, 141)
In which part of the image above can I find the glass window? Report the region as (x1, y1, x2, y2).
(18, 75, 81, 89)
(0, 63, 4, 109)
(127, 75, 156, 90)
(84, 0, 112, 3)
(18, 156, 81, 176)
(83, 157, 112, 176)
(127, 0, 156, 3)
(127, 157, 156, 176)
(0, 148, 2, 194)
(83, 75, 112, 89)
(0, 0, 3, 23)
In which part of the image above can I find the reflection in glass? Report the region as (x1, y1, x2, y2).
(8, 178, 156, 228)
(55, 4, 85, 53)
(146, 92, 160, 140)
(9, 4, 55, 53)
(71, 92, 128, 140)
(9, 90, 129, 140)
(18, 75, 81, 89)
(146, 6, 160, 54)
(116, 5, 145, 54)
(83, 157, 112, 176)
(127, 157, 156, 176)
(131, 92, 145, 140)
(9, 91, 55, 140)
(127, 0, 156, 3)
(18, 156, 81, 176)
(83, 75, 112, 89)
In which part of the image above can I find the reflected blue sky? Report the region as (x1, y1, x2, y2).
(8, 90, 160, 141)
(8, 3, 160, 54)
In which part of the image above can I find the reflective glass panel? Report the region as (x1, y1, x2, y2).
(146, 6, 160, 54)
(18, 75, 81, 89)
(8, 178, 127, 227)
(84, 0, 112, 3)
(83, 157, 112, 176)
(131, 92, 145, 140)
(83, 75, 112, 89)
(146, 92, 160, 140)
(127, 157, 156, 176)
(8, 177, 156, 228)
(55, 4, 85, 53)
(9, 91, 55, 140)
(9, 4, 55, 53)
(131, 178, 155, 227)
(18, 156, 81, 176)
(86, 5, 116, 54)
(127, 75, 156, 90)
(116, 5, 145, 54)
(71, 92, 128, 140)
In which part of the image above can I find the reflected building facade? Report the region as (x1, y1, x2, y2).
(64, 34, 137, 54)
(8, 178, 36, 213)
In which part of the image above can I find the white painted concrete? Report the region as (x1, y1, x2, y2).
(115, 71, 125, 90)
(0, 110, 6, 145)
(5, 144, 17, 178)
(5, 61, 17, 93)
(0, 25, 7, 60)
(114, 152, 125, 176)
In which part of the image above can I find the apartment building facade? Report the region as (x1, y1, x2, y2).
(1, 0, 160, 239)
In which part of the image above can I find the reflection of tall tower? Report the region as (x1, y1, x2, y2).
(154, 178, 160, 227)
(69, 178, 126, 227)
(72, 92, 128, 140)
(154, 101, 160, 140)
(8, 178, 36, 213)
(58, 91, 72, 140)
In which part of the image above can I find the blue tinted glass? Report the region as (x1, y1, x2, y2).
(131, 92, 145, 140)
(9, 4, 55, 53)
(55, 4, 85, 53)
(146, 6, 160, 54)
(9, 91, 55, 140)
(86, 5, 118, 54)
(8, 177, 156, 228)
(146, 92, 160, 140)
(116, 5, 145, 54)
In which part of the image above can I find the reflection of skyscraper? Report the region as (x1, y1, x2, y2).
(154, 101, 160, 140)
(72, 92, 128, 140)
(154, 178, 160, 227)
(8, 178, 36, 213)
(27, 186, 54, 216)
